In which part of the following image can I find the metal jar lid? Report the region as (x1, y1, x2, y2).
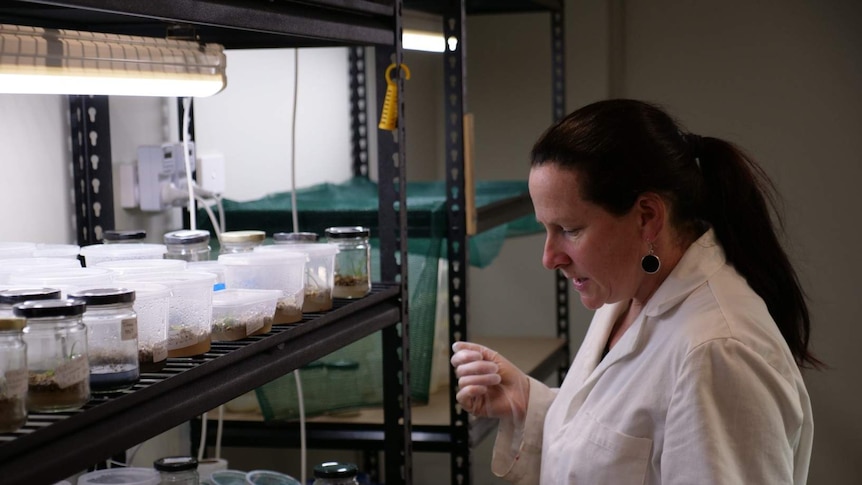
(324, 226, 370, 239)
(0, 288, 62, 305)
(103, 229, 147, 242)
(13, 298, 86, 318)
(68, 288, 136, 306)
(164, 229, 211, 245)
(273, 231, 319, 243)
(220, 230, 266, 244)
(313, 461, 359, 479)
(0, 316, 26, 331)
(153, 456, 198, 472)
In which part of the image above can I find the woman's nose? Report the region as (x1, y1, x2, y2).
(542, 235, 569, 270)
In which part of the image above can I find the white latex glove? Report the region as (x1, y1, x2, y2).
(451, 341, 530, 422)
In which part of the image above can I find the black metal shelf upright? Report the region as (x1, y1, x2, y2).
(0, 1, 412, 484)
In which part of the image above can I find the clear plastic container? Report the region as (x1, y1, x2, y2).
(164, 229, 212, 262)
(219, 230, 266, 255)
(0, 316, 28, 433)
(68, 288, 140, 393)
(154, 456, 200, 484)
(102, 229, 148, 244)
(188, 261, 226, 291)
(256, 243, 338, 312)
(15, 299, 90, 412)
(32, 243, 81, 259)
(78, 467, 160, 485)
(218, 252, 306, 324)
(0, 242, 36, 259)
(209, 470, 248, 485)
(0, 257, 82, 284)
(246, 470, 302, 485)
(0, 287, 62, 317)
(9, 267, 113, 297)
(312, 462, 360, 485)
(211, 289, 281, 341)
(79, 243, 167, 267)
(117, 272, 215, 358)
(115, 281, 170, 373)
(325, 227, 371, 299)
(96, 258, 188, 276)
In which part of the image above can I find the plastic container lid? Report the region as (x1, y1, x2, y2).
(154, 456, 199, 472)
(80, 243, 167, 266)
(209, 470, 248, 485)
(96, 258, 188, 275)
(8, 268, 114, 296)
(103, 229, 147, 242)
(0, 287, 62, 305)
(312, 462, 359, 479)
(68, 287, 136, 305)
(13, 298, 86, 318)
(273, 232, 319, 243)
(324, 226, 370, 238)
(220, 230, 266, 244)
(0, 257, 82, 283)
(245, 469, 302, 485)
(78, 467, 160, 485)
(117, 271, 217, 290)
(218, 251, 306, 267)
(0, 242, 36, 258)
(32, 243, 81, 258)
(256, 243, 338, 258)
(164, 229, 211, 245)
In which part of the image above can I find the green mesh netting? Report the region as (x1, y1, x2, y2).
(200, 177, 541, 420)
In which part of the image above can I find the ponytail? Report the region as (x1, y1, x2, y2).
(697, 138, 821, 368)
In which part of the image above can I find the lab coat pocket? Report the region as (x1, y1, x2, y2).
(565, 411, 652, 484)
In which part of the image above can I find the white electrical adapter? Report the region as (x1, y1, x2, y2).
(197, 152, 226, 195)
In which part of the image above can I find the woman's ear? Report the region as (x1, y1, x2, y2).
(635, 192, 667, 240)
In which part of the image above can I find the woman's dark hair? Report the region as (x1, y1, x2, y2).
(531, 99, 820, 368)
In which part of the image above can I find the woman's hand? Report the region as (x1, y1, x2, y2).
(451, 341, 530, 422)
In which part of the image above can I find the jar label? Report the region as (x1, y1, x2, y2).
(4, 368, 28, 397)
(121, 317, 138, 341)
(55, 355, 89, 389)
(153, 340, 168, 362)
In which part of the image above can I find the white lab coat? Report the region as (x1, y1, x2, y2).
(491, 229, 813, 484)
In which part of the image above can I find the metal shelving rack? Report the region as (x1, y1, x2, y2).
(0, 1, 412, 484)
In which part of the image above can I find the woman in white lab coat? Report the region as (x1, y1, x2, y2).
(451, 99, 819, 484)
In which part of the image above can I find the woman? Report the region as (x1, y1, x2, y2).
(451, 99, 817, 484)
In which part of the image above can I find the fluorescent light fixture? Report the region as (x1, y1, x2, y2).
(403, 29, 446, 53)
(0, 24, 227, 97)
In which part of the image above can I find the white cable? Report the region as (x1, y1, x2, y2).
(294, 368, 306, 485)
(197, 411, 208, 461)
(195, 193, 222, 240)
(215, 404, 224, 459)
(216, 195, 226, 233)
(290, 49, 299, 233)
(182, 96, 196, 230)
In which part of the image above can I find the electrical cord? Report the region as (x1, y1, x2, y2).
(181, 96, 196, 230)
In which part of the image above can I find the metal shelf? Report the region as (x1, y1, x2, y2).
(0, 284, 401, 485)
(0, 0, 397, 48)
(406, 0, 562, 15)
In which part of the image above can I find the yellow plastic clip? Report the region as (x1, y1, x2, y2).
(378, 63, 411, 131)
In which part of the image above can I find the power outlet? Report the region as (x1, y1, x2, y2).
(197, 152, 226, 194)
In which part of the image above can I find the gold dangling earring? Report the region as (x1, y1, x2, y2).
(641, 241, 661, 274)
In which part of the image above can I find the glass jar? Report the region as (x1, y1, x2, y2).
(164, 230, 211, 262)
(312, 462, 360, 485)
(273, 231, 319, 244)
(103, 229, 147, 244)
(325, 226, 371, 299)
(0, 288, 62, 317)
(325, 359, 360, 411)
(68, 288, 139, 393)
(154, 456, 199, 485)
(15, 299, 90, 412)
(219, 230, 266, 255)
(0, 316, 28, 433)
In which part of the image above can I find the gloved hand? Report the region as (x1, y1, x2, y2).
(451, 341, 530, 422)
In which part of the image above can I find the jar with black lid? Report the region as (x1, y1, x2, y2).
(15, 299, 90, 412)
(154, 456, 199, 484)
(68, 288, 139, 393)
(103, 229, 147, 244)
(0, 287, 62, 317)
(0, 316, 28, 432)
(164, 229, 211, 262)
(313, 461, 360, 485)
(324, 226, 371, 299)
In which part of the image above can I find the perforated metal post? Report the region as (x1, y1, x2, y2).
(350, 46, 371, 178)
(551, 8, 571, 384)
(69, 95, 115, 245)
(443, 1, 471, 484)
(376, 1, 412, 482)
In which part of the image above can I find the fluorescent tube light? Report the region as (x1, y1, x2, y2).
(0, 24, 226, 97)
(403, 29, 446, 53)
